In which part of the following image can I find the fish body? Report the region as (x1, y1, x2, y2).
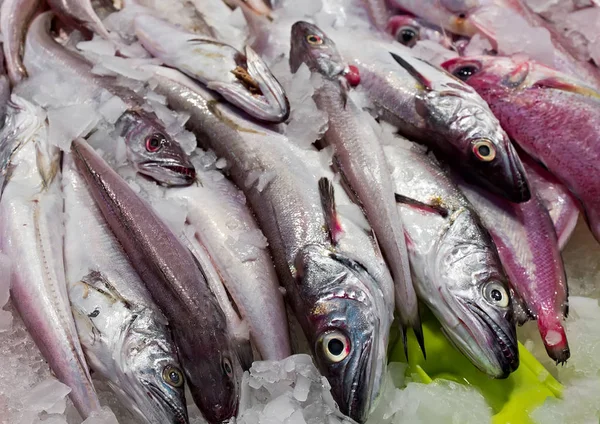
(385, 140, 519, 378)
(458, 179, 570, 364)
(0, 0, 42, 84)
(71, 139, 244, 424)
(331, 32, 530, 203)
(47, 0, 111, 39)
(134, 14, 289, 123)
(151, 67, 394, 423)
(164, 163, 292, 361)
(0, 50, 11, 124)
(62, 155, 189, 424)
(0, 96, 101, 417)
(289, 22, 421, 350)
(23, 12, 196, 186)
(442, 55, 600, 243)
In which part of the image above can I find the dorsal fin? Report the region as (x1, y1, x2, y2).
(390, 52, 432, 90)
(318, 177, 343, 245)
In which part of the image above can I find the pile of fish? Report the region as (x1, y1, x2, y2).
(0, 0, 598, 422)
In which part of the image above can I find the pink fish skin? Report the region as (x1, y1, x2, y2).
(443, 55, 600, 245)
(459, 180, 570, 363)
(522, 156, 580, 250)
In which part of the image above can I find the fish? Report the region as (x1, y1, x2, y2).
(150, 66, 394, 423)
(0, 50, 11, 124)
(442, 55, 600, 244)
(457, 178, 570, 364)
(165, 160, 292, 361)
(385, 139, 519, 378)
(0, 0, 42, 85)
(289, 21, 423, 355)
(359, 0, 390, 30)
(330, 32, 530, 203)
(70, 138, 245, 424)
(23, 12, 196, 186)
(387, 14, 454, 49)
(522, 157, 580, 250)
(0, 96, 101, 417)
(62, 154, 190, 424)
(390, 0, 600, 89)
(47, 0, 111, 39)
(134, 14, 289, 123)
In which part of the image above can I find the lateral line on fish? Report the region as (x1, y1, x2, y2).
(318, 177, 343, 246)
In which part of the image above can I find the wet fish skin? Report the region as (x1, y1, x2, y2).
(47, 0, 111, 39)
(385, 140, 519, 378)
(331, 33, 530, 203)
(71, 139, 244, 424)
(0, 96, 101, 417)
(457, 179, 570, 364)
(0, 0, 42, 85)
(134, 14, 289, 123)
(289, 21, 422, 353)
(24, 12, 196, 187)
(63, 155, 189, 424)
(442, 55, 600, 243)
(150, 67, 393, 423)
(0, 50, 11, 124)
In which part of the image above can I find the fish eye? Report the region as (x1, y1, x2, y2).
(319, 331, 350, 363)
(162, 365, 184, 388)
(472, 139, 496, 162)
(222, 356, 234, 378)
(396, 26, 419, 47)
(483, 282, 509, 308)
(145, 133, 166, 153)
(452, 64, 480, 81)
(306, 34, 323, 45)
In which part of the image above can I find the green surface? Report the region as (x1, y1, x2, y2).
(389, 316, 563, 424)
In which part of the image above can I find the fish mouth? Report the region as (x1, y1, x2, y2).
(342, 338, 375, 423)
(138, 162, 196, 187)
(146, 382, 189, 424)
(466, 303, 519, 378)
(502, 142, 531, 203)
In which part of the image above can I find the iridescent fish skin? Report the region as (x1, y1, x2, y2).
(443, 55, 600, 244)
(385, 141, 519, 378)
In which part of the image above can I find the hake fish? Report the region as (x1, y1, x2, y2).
(385, 140, 519, 378)
(71, 139, 245, 424)
(289, 21, 423, 354)
(63, 154, 189, 424)
(0, 96, 101, 417)
(134, 14, 289, 123)
(150, 66, 394, 423)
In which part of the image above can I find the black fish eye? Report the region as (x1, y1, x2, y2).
(222, 357, 233, 377)
(306, 34, 323, 45)
(397, 26, 419, 47)
(453, 65, 479, 81)
(328, 338, 344, 356)
(491, 289, 502, 301)
(319, 330, 350, 363)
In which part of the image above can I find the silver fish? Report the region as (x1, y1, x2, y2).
(63, 154, 189, 424)
(0, 50, 11, 124)
(71, 139, 245, 424)
(47, 0, 111, 39)
(134, 14, 289, 123)
(23, 12, 196, 186)
(0, 96, 101, 416)
(165, 160, 292, 361)
(150, 66, 394, 423)
(385, 140, 519, 378)
(330, 31, 530, 203)
(0, 0, 42, 84)
(289, 21, 423, 354)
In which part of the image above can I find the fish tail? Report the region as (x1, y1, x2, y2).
(536, 310, 570, 365)
(412, 318, 426, 360)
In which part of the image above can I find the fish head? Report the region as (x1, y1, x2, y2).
(432, 210, 518, 378)
(390, 0, 480, 36)
(116, 111, 196, 187)
(117, 312, 189, 424)
(387, 15, 453, 48)
(441, 56, 526, 91)
(295, 245, 385, 423)
(289, 21, 346, 79)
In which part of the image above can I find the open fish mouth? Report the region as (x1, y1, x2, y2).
(467, 303, 519, 378)
(138, 162, 196, 186)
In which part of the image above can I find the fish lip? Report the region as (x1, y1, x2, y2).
(504, 143, 531, 203)
(138, 161, 196, 186)
(145, 382, 189, 424)
(343, 337, 375, 423)
(466, 302, 519, 378)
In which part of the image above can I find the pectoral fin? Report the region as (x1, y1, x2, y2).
(395, 193, 449, 217)
(318, 177, 344, 246)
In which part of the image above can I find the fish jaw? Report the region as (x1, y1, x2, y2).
(136, 161, 196, 187)
(290, 21, 346, 79)
(296, 245, 385, 423)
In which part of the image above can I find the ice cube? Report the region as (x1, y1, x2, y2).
(23, 378, 71, 414)
(47, 104, 101, 150)
(81, 407, 119, 424)
(293, 375, 311, 402)
(98, 96, 128, 124)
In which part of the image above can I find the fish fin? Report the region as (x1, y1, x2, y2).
(35, 145, 60, 191)
(389, 52, 432, 90)
(399, 323, 409, 362)
(394, 193, 449, 217)
(413, 320, 426, 360)
(318, 177, 343, 246)
(70, 298, 102, 345)
(82, 270, 132, 309)
(501, 61, 530, 89)
(531, 77, 600, 100)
